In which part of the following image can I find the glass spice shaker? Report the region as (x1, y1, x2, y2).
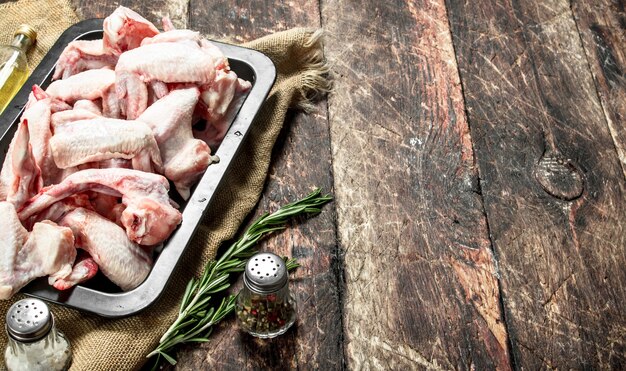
(4, 298, 72, 371)
(236, 252, 297, 338)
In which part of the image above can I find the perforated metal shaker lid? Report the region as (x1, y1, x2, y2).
(6, 298, 52, 342)
(244, 252, 288, 294)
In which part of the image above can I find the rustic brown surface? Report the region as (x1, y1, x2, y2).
(67, 0, 626, 369)
(71, 0, 189, 28)
(190, 0, 316, 43)
(447, 0, 626, 368)
(322, 0, 510, 369)
(572, 0, 626, 177)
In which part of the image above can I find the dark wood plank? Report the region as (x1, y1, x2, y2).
(322, 0, 510, 369)
(446, 0, 626, 368)
(173, 1, 343, 369)
(572, 0, 626, 177)
(190, 0, 318, 42)
(72, 0, 189, 29)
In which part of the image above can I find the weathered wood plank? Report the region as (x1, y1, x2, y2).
(446, 0, 626, 368)
(173, 1, 343, 369)
(72, 0, 189, 29)
(323, 0, 510, 369)
(190, 0, 316, 42)
(571, 0, 626, 178)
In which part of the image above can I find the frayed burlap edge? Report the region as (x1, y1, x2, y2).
(292, 29, 332, 111)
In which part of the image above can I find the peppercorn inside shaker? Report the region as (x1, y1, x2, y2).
(236, 252, 297, 338)
(4, 298, 72, 371)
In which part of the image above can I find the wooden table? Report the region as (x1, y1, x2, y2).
(72, 0, 626, 369)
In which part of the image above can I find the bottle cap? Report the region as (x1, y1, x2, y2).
(243, 252, 288, 294)
(6, 298, 52, 343)
(14, 24, 37, 42)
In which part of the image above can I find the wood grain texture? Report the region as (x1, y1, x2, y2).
(190, 0, 317, 42)
(72, 0, 189, 29)
(322, 0, 510, 369)
(447, 0, 626, 368)
(572, 0, 626, 177)
(173, 1, 344, 369)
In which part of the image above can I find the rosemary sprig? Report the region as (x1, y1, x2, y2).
(283, 256, 300, 271)
(147, 189, 332, 367)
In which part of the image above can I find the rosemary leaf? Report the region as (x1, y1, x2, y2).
(159, 351, 177, 365)
(284, 257, 300, 271)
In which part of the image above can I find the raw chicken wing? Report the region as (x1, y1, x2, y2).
(73, 99, 102, 114)
(20, 86, 72, 185)
(0, 120, 42, 209)
(0, 202, 29, 278)
(0, 202, 75, 299)
(103, 6, 159, 55)
(17, 196, 99, 291)
(138, 87, 212, 199)
(52, 253, 99, 290)
(140, 29, 202, 47)
(50, 117, 162, 172)
(46, 69, 114, 101)
(138, 30, 251, 145)
(53, 6, 158, 80)
(61, 208, 152, 290)
(46, 69, 120, 117)
(51, 107, 100, 128)
(22, 193, 92, 230)
(140, 30, 227, 70)
(197, 70, 252, 146)
(53, 39, 119, 80)
(116, 42, 217, 119)
(18, 168, 182, 245)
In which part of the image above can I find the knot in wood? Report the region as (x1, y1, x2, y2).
(534, 151, 584, 201)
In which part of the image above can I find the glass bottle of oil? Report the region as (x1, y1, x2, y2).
(0, 25, 37, 115)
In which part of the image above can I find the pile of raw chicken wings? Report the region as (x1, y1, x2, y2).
(0, 6, 251, 298)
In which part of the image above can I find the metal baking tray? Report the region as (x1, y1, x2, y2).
(0, 19, 276, 317)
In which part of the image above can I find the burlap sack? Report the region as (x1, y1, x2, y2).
(0, 1, 329, 369)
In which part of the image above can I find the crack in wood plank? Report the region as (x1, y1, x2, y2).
(446, 0, 626, 368)
(324, 0, 511, 369)
(570, 0, 626, 181)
